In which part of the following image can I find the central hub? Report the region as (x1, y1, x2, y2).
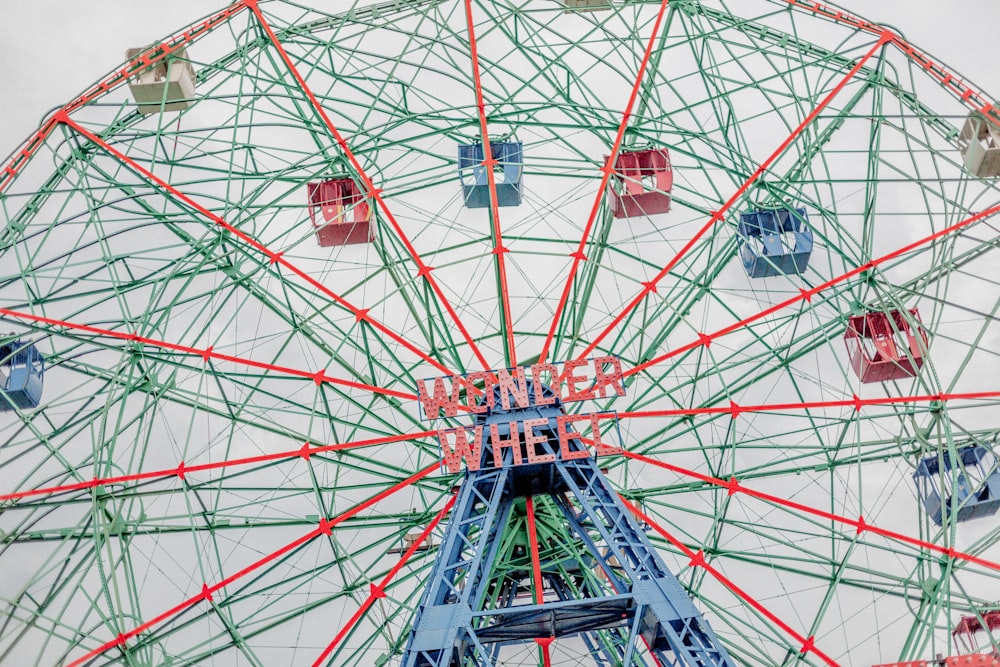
(416, 358, 628, 486)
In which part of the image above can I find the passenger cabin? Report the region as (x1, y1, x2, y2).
(306, 178, 373, 247)
(125, 46, 196, 115)
(959, 112, 1000, 178)
(954, 609, 1000, 654)
(913, 444, 1000, 527)
(457, 141, 523, 209)
(607, 148, 672, 219)
(737, 206, 813, 278)
(843, 309, 927, 383)
(0, 341, 44, 411)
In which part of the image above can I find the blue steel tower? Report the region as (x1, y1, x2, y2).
(403, 377, 736, 666)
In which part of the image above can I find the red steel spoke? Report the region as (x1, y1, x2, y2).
(64, 462, 438, 667)
(0, 1, 252, 195)
(0, 306, 415, 401)
(626, 200, 1000, 378)
(616, 390, 1000, 421)
(538, 0, 671, 365)
(312, 493, 458, 667)
(518, 391, 1000, 439)
(622, 451, 1000, 574)
(525, 496, 553, 666)
(619, 496, 839, 666)
(1, 431, 433, 504)
(53, 114, 453, 377)
(578, 34, 891, 361)
(463, 0, 517, 366)
(246, 0, 491, 371)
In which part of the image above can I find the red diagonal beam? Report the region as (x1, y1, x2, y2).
(623, 451, 1000, 573)
(64, 462, 438, 667)
(312, 493, 458, 667)
(1, 430, 433, 504)
(525, 495, 554, 666)
(619, 496, 839, 666)
(463, 0, 517, 366)
(0, 306, 415, 401)
(578, 33, 891, 361)
(538, 0, 671, 366)
(246, 0, 491, 371)
(53, 114, 452, 377)
(0, 1, 252, 195)
(617, 390, 1000, 421)
(541, 391, 1000, 441)
(625, 199, 1000, 378)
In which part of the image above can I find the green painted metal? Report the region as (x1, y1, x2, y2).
(0, 1, 999, 665)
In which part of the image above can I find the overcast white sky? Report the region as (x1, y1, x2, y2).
(0, 0, 997, 162)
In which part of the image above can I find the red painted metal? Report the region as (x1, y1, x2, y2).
(784, 0, 1000, 122)
(616, 390, 1000, 421)
(945, 654, 1000, 666)
(873, 656, 1000, 667)
(954, 609, 1000, 655)
(619, 496, 838, 666)
(307, 179, 373, 246)
(1, 430, 432, 504)
(607, 148, 673, 219)
(844, 309, 927, 383)
(64, 462, 437, 667)
(312, 494, 458, 667)
(57, 115, 454, 376)
(955, 611, 1000, 638)
(525, 496, 553, 667)
(462, 0, 518, 365)
(538, 0, 671, 365)
(625, 199, 1000, 379)
(247, 3, 491, 370)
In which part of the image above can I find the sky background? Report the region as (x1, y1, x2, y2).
(0, 2, 997, 664)
(0, 0, 998, 162)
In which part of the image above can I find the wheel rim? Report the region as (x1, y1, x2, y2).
(2, 1, 1000, 665)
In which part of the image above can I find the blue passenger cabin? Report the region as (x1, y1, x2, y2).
(737, 206, 813, 278)
(913, 444, 1000, 526)
(457, 141, 523, 209)
(0, 340, 44, 410)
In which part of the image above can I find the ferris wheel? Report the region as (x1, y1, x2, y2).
(2, 0, 1000, 665)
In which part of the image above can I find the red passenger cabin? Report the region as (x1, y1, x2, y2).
(607, 148, 673, 218)
(843, 308, 927, 383)
(306, 178, 373, 247)
(955, 610, 1000, 654)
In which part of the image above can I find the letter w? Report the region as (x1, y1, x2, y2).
(418, 376, 461, 419)
(439, 425, 485, 473)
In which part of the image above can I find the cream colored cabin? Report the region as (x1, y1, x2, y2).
(126, 46, 196, 114)
(960, 112, 1000, 177)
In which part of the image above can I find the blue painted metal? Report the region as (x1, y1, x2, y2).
(457, 141, 523, 209)
(0, 341, 44, 410)
(737, 206, 813, 278)
(401, 381, 736, 666)
(914, 444, 1000, 526)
